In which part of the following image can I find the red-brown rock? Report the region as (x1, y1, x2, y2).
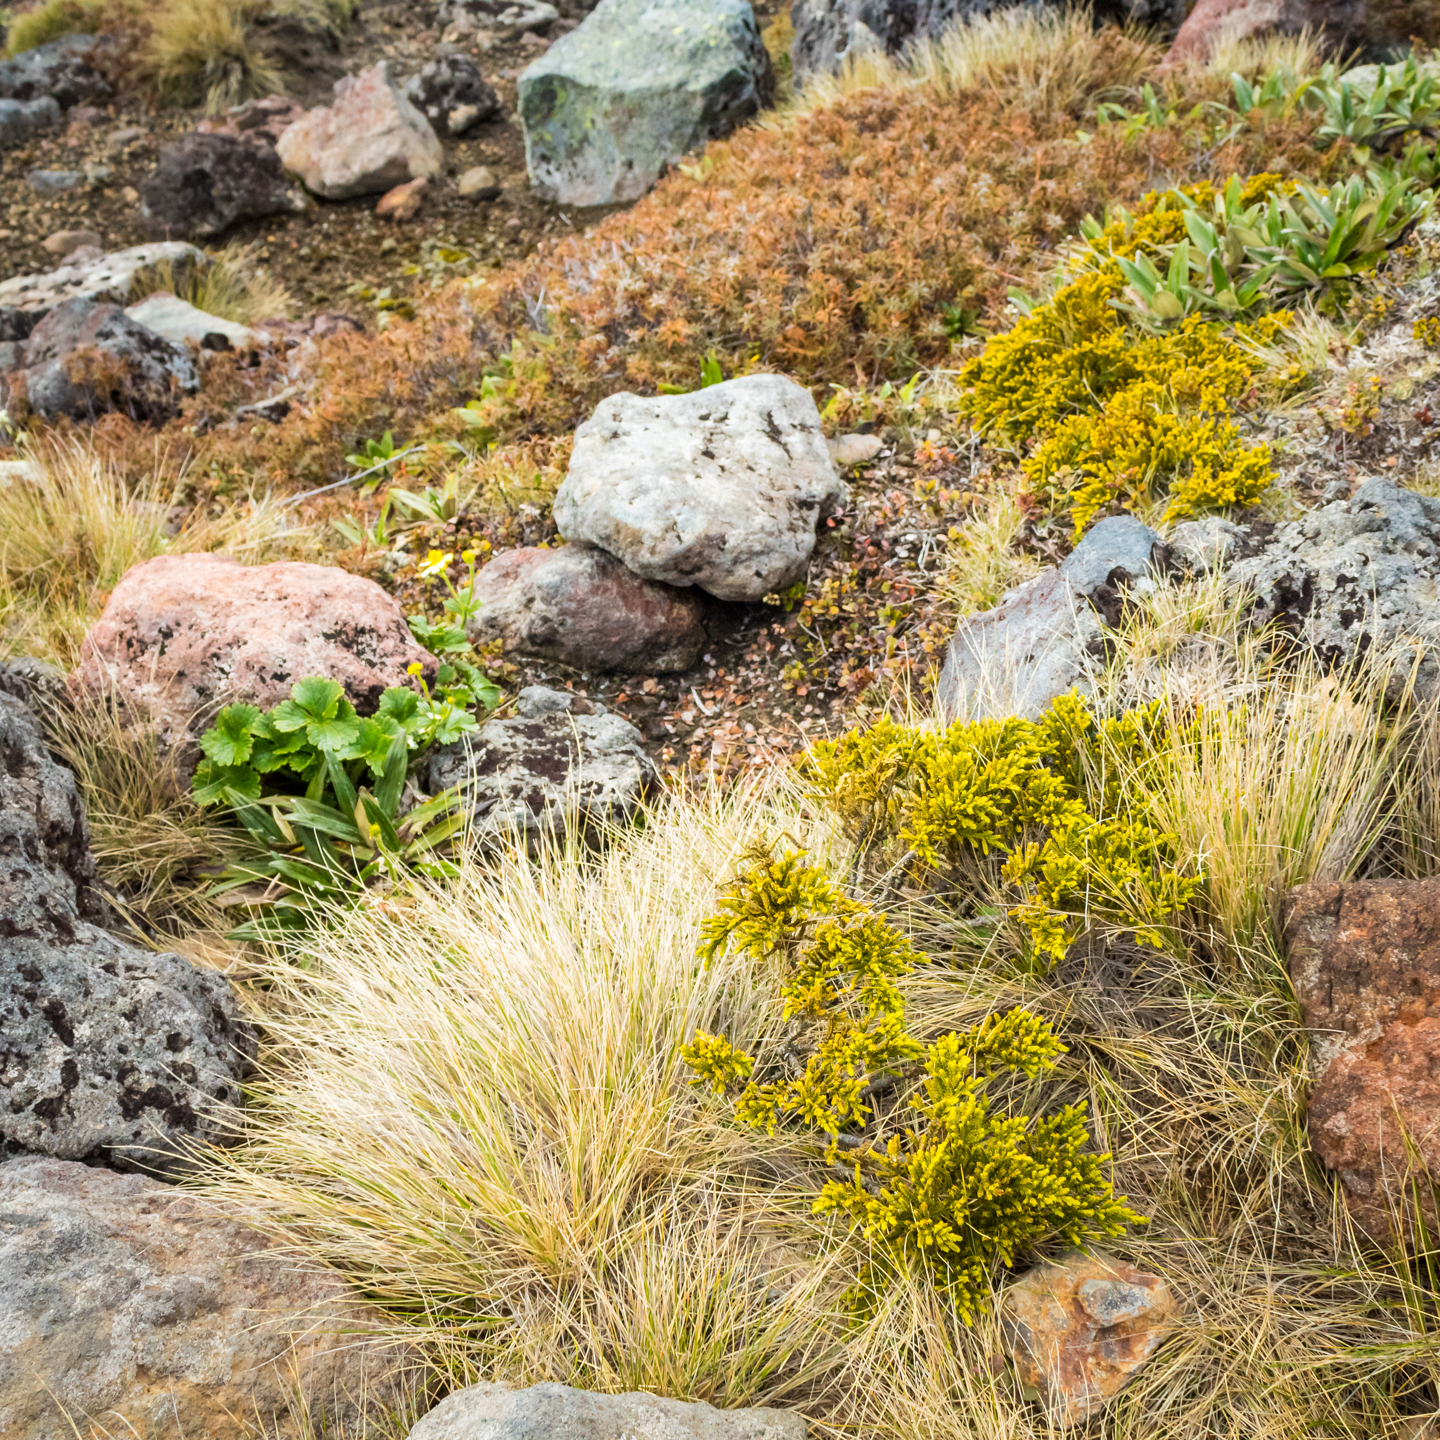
(999, 1250, 1176, 1425)
(1163, 0, 1436, 66)
(1286, 880, 1440, 1241)
(466, 543, 708, 674)
(74, 553, 437, 746)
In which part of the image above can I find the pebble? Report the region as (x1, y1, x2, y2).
(83, 163, 113, 184)
(42, 228, 102, 256)
(107, 126, 146, 148)
(448, 102, 482, 134)
(26, 169, 83, 195)
(376, 175, 428, 221)
(457, 164, 500, 200)
(829, 432, 883, 467)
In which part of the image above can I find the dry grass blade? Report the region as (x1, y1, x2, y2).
(132, 240, 296, 325)
(204, 786, 848, 1402)
(145, 0, 283, 112)
(783, 6, 1161, 119)
(0, 436, 308, 665)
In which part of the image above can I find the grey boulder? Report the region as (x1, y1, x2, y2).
(0, 693, 256, 1176)
(0, 1156, 401, 1440)
(1226, 479, 1440, 700)
(439, 0, 560, 37)
(428, 688, 657, 846)
(12, 296, 199, 424)
(938, 515, 1169, 721)
(0, 94, 58, 149)
(0, 241, 207, 330)
(408, 1380, 807, 1439)
(0, 34, 111, 109)
(466, 543, 708, 673)
(518, 0, 773, 206)
(139, 131, 306, 240)
(553, 374, 846, 603)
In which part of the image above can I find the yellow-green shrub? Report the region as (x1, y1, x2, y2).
(4, 0, 110, 54)
(684, 849, 1142, 1323)
(957, 264, 1280, 535)
(804, 693, 1199, 967)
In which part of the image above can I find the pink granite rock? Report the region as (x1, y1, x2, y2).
(276, 62, 442, 200)
(75, 553, 436, 745)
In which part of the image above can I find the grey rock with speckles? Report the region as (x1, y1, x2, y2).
(0, 693, 255, 1176)
(554, 374, 846, 603)
(407, 1380, 807, 1439)
(429, 698, 656, 847)
(1226, 479, 1440, 700)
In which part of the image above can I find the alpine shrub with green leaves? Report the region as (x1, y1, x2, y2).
(683, 847, 1143, 1323)
(192, 671, 489, 936)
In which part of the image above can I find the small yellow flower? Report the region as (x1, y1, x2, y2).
(461, 549, 477, 564)
(417, 549, 453, 579)
(407, 661, 424, 676)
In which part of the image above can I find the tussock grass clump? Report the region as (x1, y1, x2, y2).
(131, 240, 295, 325)
(786, 6, 1157, 118)
(145, 0, 281, 112)
(3, 0, 110, 54)
(0, 438, 304, 664)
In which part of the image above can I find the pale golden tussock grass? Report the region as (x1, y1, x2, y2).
(776, 6, 1161, 121)
(0, 435, 310, 666)
(132, 240, 297, 325)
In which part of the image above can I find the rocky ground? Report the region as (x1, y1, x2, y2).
(5, 0, 1440, 1436)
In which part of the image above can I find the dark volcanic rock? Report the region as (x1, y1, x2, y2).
(13, 297, 198, 424)
(139, 132, 306, 240)
(428, 686, 657, 846)
(404, 52, 500, 133)
(0, 35, 111, 109)
(0, 693, 256, 1176)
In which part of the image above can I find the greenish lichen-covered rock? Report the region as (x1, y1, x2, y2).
(517, 0, 773, 207)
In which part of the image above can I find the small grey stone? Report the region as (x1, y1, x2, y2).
(429, 708, 655, 847)
(0, 34, 111, 109)
(1166, 515, 1245, 574)
(26, 168, 83, 195)
(0, 95, 58, 150)
(828, 432, 883, 467)
(515, 685, 605, 718)
(407, 1380, 808, 1440)
(457, 163, 500, 198)
(1077, 1277, 1157, 1328)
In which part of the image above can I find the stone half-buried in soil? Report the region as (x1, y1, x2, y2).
(999, 1249, 1177, 1425)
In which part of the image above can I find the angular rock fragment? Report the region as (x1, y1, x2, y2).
(428, 687, 656, 846)
(139, 131, 306, 239)
(554, 374, 845, 603)
(999, 1250, 1176, 1425)
(277, 61, 443, 200)
(404, 53, 500, 134)
(518, 0, 773, 206)
(466, 544, 708, 673)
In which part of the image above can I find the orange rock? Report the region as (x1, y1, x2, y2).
(376, 175, 428, 221)
(1000, 1250, 1176, 1425)
(1287, 880, 1440, 1241)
